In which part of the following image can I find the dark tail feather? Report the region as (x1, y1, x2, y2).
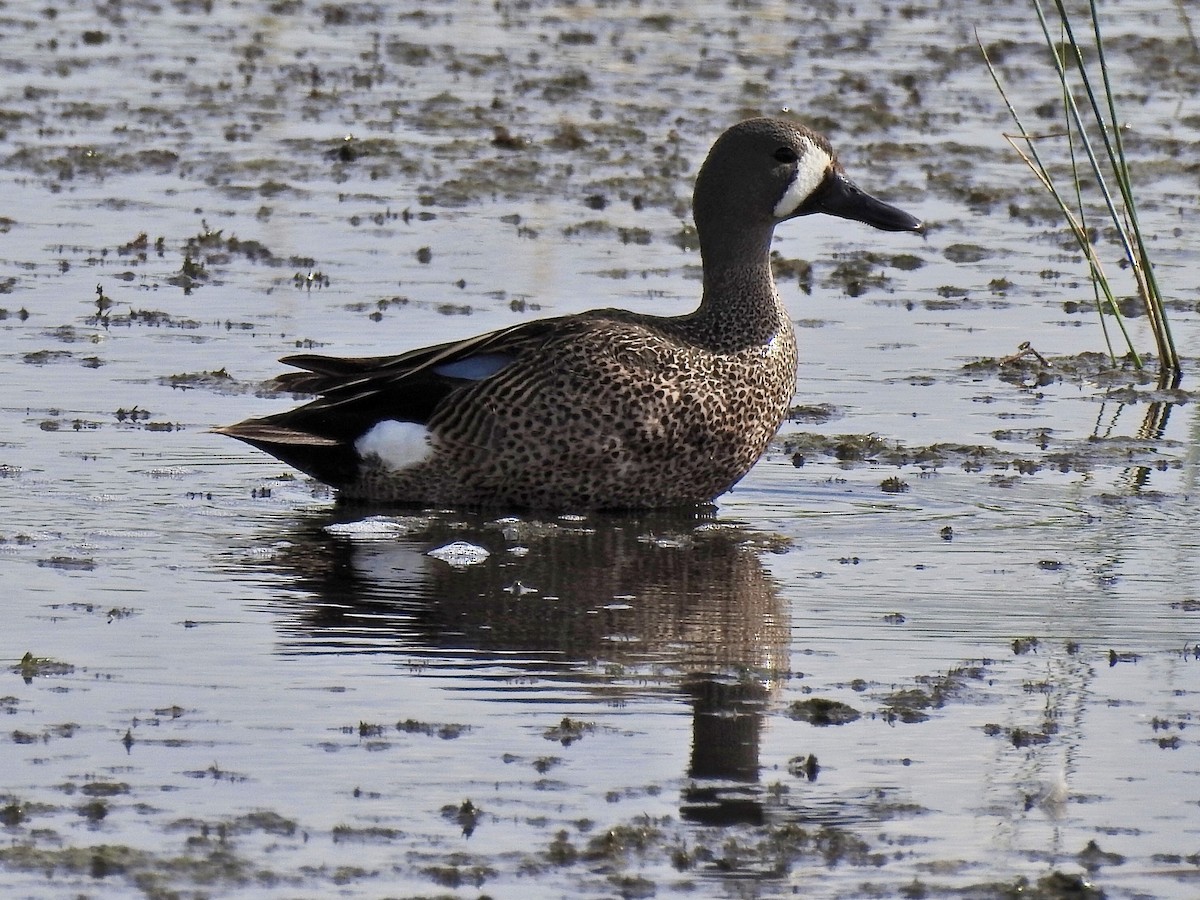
(214, 421, 360, 487)
(280, 352, 404, 377)
(272, 353, 402, 394)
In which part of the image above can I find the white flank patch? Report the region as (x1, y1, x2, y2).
(354, 420, 433, 471)
(427, 540, 490, 568)
(772, 136, 832, 218)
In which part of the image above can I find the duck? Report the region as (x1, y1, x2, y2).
(216, 117, 923, 510)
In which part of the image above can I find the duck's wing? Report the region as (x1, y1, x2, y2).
(214, 313, 594, 485)
(273, 315, 566, 398)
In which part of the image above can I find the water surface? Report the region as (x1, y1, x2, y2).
(2, 1, 1200, 897)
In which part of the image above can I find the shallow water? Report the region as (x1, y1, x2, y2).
(2, 1, 1200, 898)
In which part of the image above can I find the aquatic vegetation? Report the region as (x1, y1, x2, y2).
(13, 651, 75, 682)
(786, 697, 861, 726)
(980, 0, 1182, 374)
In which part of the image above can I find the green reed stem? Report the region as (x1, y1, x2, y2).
(981, 2, 1178, 374)
(978, 35, 1137, 367)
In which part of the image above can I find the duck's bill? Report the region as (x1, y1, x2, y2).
(798, 172, 924, 234)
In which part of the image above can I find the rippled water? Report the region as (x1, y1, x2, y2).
(3, 0, 1200, 897)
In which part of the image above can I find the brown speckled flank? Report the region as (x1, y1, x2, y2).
(217, 118, 923, 509)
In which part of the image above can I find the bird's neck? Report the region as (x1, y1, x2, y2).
(686, 226, 792, 349)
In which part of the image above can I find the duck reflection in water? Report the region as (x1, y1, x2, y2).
(255, 510, 791, 826)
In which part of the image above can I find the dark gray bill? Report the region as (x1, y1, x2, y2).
(797, 171, 924, 233)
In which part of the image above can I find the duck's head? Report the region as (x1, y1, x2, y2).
(692, 117, 924, 244)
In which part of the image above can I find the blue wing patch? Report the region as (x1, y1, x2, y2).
(431, 352, 513, 381)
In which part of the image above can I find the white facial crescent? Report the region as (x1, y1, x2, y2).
(772, 137, 833, 219)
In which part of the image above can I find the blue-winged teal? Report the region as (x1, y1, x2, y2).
(217, 118, 923, 509)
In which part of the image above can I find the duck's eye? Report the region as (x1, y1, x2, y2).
(773, 146, 799, 164)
